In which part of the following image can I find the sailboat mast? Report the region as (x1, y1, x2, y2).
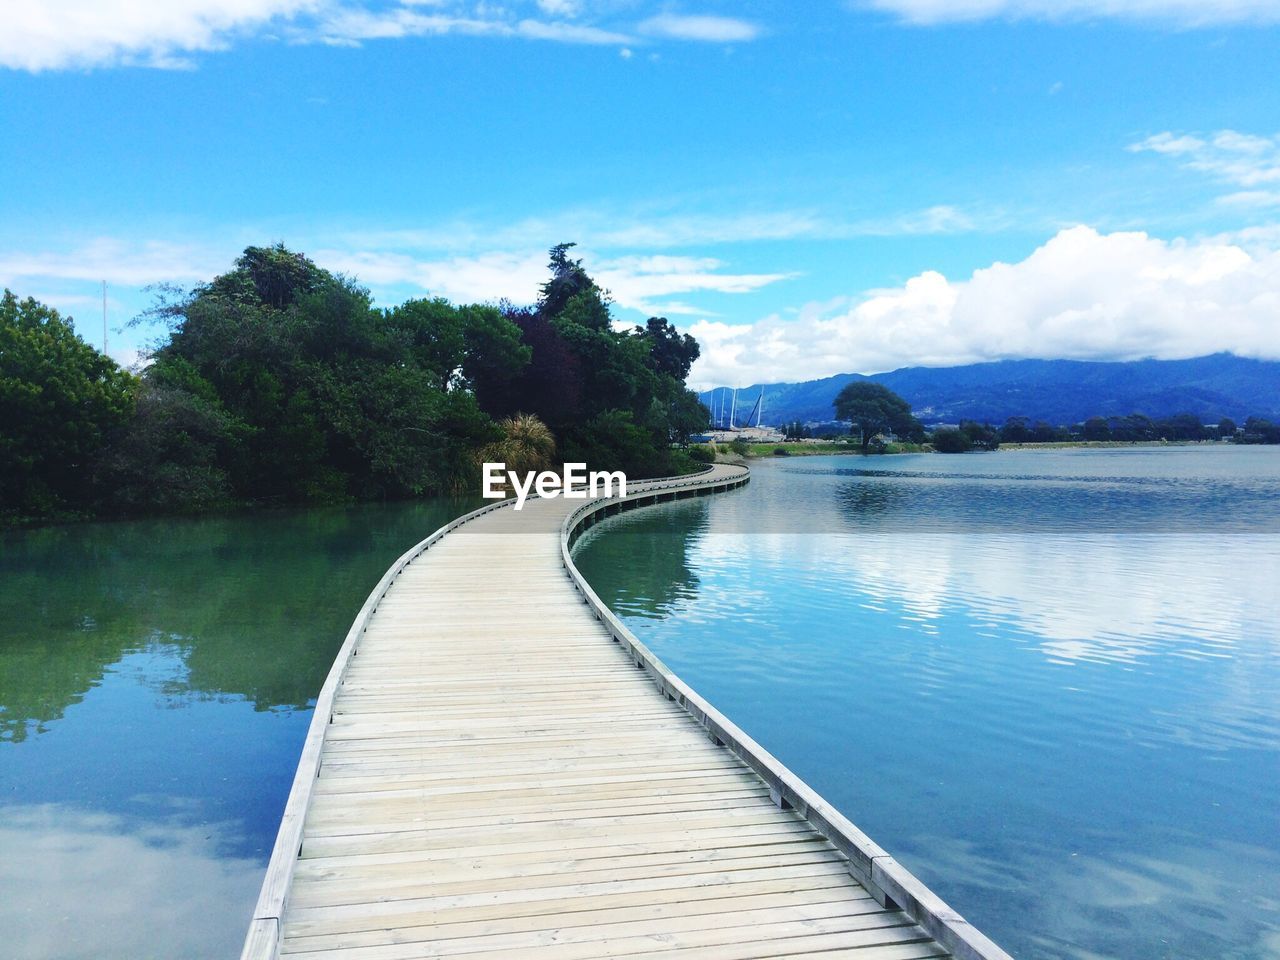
(730, 388, 737, 429)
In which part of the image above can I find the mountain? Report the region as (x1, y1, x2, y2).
(700, 354, 1280, 427)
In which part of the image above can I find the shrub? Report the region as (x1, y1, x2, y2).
(931, 428, 972, 453)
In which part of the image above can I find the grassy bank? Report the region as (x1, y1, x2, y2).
(700, 441, 929, 458)
(998, 439, 1230, 450)
(700, 438, 1234, 461)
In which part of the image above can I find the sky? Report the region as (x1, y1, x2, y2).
(1, 0, 1278, 389)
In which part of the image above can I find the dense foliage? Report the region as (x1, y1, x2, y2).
(930, 420, 1001, 453)
(997, 412, 1273, 444)
(473, 244, 707, 475)
(1, 291, 137, 521)
(1, 244, 709, 524)
(832, 381, 925, 451)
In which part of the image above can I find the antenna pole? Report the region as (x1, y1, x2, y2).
(102, 281, 108, 355)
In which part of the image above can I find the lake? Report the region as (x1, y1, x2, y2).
(0, 498, 478, 959)
(2, 446, 1277, 959)
(574, 446, 1280, 960)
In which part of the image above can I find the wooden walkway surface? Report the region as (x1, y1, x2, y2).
(244, 464, 1011, 960)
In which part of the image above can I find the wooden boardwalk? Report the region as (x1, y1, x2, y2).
(244, 464, 1011, 960)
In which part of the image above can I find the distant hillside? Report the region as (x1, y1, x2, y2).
(700, 354, 1280, 427)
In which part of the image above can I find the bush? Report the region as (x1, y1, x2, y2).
(931, 428, 972, 453)
(729, 437, 750, 456)
(772, 446, 791, 457)
(688, 445, 715, 463)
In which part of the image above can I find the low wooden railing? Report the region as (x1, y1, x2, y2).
(559, 462, 1014, 960)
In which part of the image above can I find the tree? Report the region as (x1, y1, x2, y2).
(1, 290, 137, 520)
(147, 244, 519, 503)
(485, 245, 709, 478)
(1218, 417, 1237, 439)
(1082, 416, 1111, 441)
(1000, 417, 1032, 444)
(960, 420, 1000, 451)
(1030, 420, 1063, 443)
(93, 384, 240, 513)
(783, 421, 811, 440)
(642, 317, 700, 381)
(930, 427, 971, 453)
(1240, 417, 1280, 444)
(663, 387, 711, 446)
(538, 243, 595, 319)
(833, 381, 922, 452)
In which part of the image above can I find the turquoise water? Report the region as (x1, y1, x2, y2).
(575, 447, 1280, 960)
(0, 499, 476, 959)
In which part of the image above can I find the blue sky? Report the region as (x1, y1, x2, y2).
(2, 0, 1279, 386)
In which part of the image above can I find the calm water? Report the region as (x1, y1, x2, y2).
(575, 446, 1280, 960)
(0, 498, 477, 959)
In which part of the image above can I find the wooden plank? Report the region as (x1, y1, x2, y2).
(280, 890, 878, 955)
(280, 911, 922, 960)
(283, 874, 861, 940)
(287, 850, 849, 910)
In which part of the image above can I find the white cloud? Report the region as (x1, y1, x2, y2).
(314, 248, 550, 303)
(0, 0, 317, 72)
(0, 805, 262, 960)
(342, 203, 978, 257)
(1130, 130, 1280, 189)
(312, 247, 792, 314)
(593, 254, 793, 315)
(1, 1, 764, 70)
(0, 238, 221, 286)
(536, 0, 580, 15)
(513, 18, 633, 44)
(1219, 190, 1280, 209)
(637, 13, 761, 42)
(864, 0, 1280, 26)
(685, 225, 1280, 389)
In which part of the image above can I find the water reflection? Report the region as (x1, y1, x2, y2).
(0, 497, 476, 958)
(0, 498, 478, 741)
(572, 499, 710, 620)
(0, 803, 262, 960)
(574, 447, 1280, 960)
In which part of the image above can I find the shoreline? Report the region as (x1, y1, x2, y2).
(717, 438, 1237, 459)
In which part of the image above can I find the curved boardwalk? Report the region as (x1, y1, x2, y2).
(244, 464, 1011, 960)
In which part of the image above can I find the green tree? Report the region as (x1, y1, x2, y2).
(93, 384, 241, 513)
(539, 243, 595, 319)
(833, 381, 922, 452)
(148, 245, 521, 503)
(1082, 416, 1111, 441)
(1240, 417, 1280, 444)
(1, 291, 137, 520)
(931, 427, 971, 453)
(1000, 417, 1032, 444)
(642, 317, 700, 381)
(1218, 417, 1237, 439)
(960, 420, 1000, 451)
(487, 245, 708, 478)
